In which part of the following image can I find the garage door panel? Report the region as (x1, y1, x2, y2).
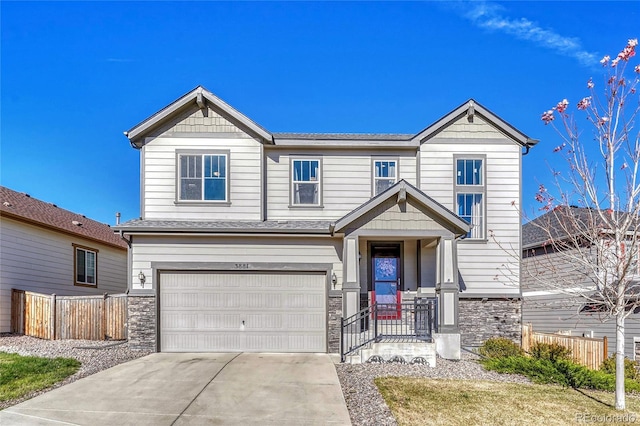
(159, 271, 327, 352)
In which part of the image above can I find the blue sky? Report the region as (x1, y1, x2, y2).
(1, 1, 638, 225)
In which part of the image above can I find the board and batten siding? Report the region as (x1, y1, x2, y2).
(419, 115, 522, 295)
(265, 150, 417, 220)
(130, 235, 342, 291)
(142, 136, 262, 221)
(0, 217, 127, 332)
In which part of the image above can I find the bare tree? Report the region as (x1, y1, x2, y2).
(498, 39, 639, 410)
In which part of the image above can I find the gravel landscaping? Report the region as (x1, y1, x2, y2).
(0, 333, 151, 410)
(1, 334, 532, 425)
(335, 353, 532, 426)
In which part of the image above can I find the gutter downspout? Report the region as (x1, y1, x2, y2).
(119, 230, 132, 248)
(523, 139, 539, 156)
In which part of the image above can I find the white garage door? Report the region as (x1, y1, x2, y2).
(159, 271, 327, 352)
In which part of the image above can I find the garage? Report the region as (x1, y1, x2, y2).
(159, 271, 327, 352)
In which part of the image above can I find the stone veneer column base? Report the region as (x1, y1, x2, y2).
(128, 294, 157, 351)
(458, 298, 522, 348)
(328, 293, 343, 353)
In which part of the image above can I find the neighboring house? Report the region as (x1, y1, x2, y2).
(522, 206, 640, 358)
(114, 86, 537, 355)
(0, 186, 128, 333)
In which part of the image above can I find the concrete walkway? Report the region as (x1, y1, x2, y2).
(0, 353, 352, 425)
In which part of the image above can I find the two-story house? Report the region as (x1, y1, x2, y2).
(115, 86, 537, 357)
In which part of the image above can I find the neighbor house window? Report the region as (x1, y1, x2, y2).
(620, 241, 639, 276)
(455, 157, 485, 239)
(291, 158, 321, 206)
(178, 153, 228, 201)
(74, 245, 97, 286)
(373, 159, 397, 195)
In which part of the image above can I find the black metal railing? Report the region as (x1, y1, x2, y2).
(340, 297, 437, 362)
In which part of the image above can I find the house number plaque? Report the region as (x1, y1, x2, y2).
(234, 263, 250, 269)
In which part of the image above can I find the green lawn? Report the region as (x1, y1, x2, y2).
(0, 352, 80, 403)
(375, 377, 640, 426)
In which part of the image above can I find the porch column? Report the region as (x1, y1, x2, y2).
(436, 237, 459, 333)
(342, 235, 360, 320)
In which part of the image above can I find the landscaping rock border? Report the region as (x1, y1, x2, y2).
(335, 353, 531, 426)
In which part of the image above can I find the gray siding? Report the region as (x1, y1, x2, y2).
(130, 235, 342, 291)
(142, 135, 262, 221)
(522, 247, 639, 358)
(265, 150, 417, 220)
(149, 105, 246, 137)
(0, 218, 127, 332)
(522, 295, 640, 358)
(420, 115, 522, 295)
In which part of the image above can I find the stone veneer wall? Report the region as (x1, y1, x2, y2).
(328, 294, 342, 353)
(128, 294, 156, 351)
(458, 298, 522, 347)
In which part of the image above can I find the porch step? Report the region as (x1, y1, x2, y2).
(356, 342, 436, 366)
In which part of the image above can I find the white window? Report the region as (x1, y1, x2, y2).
(292, 159, 321, 205)
(178, 153, 228, 201)
(373, 160, 397, 195)
(455, 158, 485, 239)
(75, 246, 97, 286)
(621, 241, 639, 276)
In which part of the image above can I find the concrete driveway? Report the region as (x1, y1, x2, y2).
(0, 353, 352, 425)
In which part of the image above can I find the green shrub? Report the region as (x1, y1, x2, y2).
(600, 355, 640, 380)
(481, 354, 640, 393)
(478, 337, 524, 359)
(529, 342, 572, 362)
(481, 356, 567, 385)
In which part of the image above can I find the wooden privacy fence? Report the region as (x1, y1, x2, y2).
(11, 289, 127, 340)
(522, 323, 607, 370)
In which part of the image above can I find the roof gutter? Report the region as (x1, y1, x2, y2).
(119, 230, 132, 248)
(523, 138, 539, 156)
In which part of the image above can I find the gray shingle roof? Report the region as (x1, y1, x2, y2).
(272, 132, 414, 141)
(522, 206, 638, 249)
(114, 219, 332, 234)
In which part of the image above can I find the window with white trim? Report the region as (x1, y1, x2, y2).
(178, 153, 228, 201)
(292, 159, 320, 205)
(373, 160, 397, 195)
(621, 241, 639, 276)
(455, 158, 485, 239)
(75, 246, 97, 286)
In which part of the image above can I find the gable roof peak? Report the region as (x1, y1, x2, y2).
(413, 98, 538, 148)
(332, 179, 470, 235)
(125, 85, 273, 148)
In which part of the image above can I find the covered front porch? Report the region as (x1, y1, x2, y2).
(332, 181, 471, 362)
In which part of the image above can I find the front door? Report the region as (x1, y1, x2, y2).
(370, 244, 402, 318)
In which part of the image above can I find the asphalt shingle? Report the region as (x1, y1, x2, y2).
(0, 186, 127, 249)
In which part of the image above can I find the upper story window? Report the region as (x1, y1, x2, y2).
(74, 244, 97, 287)
(291, 158, 321, 206)
(178, 153, 228, 202)
(373, 159, 397, 195)
(455, 157, 485, 239)
(603, 241, 640, 276)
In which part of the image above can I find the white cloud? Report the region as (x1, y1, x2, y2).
(106, 58, 134, 63)
(455, 1, 597, 66)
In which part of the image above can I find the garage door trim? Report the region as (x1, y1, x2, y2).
(153, 262, 334, 353)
